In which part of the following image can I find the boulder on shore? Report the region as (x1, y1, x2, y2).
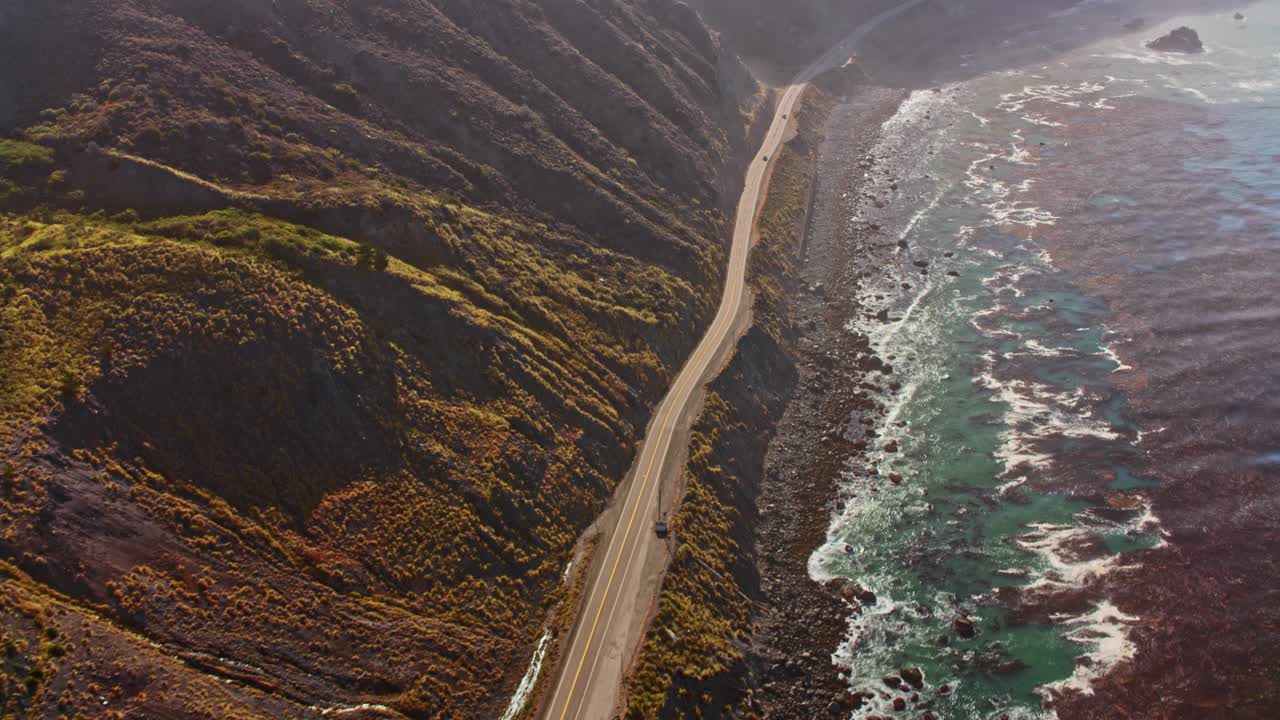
(1147, 26, 1204, 53)
(827, 577, 860, 603)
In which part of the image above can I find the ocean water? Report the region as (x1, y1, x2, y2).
(809, 4, 1280, 718)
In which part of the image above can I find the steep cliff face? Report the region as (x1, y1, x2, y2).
(0, 2, 762, 718)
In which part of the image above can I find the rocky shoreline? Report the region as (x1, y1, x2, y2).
(750, 85, 910, 719)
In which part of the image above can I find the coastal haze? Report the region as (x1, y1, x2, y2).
(0, 1, 1276, 720)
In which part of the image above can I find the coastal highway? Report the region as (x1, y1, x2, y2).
(539, 3, 928, 719)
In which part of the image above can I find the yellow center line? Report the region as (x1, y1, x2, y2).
(554, 322, 720, 720)
(554, 82, 804, 720)
(547, 5, 928, 718)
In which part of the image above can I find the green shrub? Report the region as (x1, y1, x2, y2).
(261, 235, 292, 260)
(0, 178, 25, 203)
(0, 139, 54, 174)
(26, 662, 44, 692)
(356, 244, 389, 271)
(58, 369, 81, 398)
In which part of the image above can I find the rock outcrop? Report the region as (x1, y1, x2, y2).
(1147, 26, 1205, 53)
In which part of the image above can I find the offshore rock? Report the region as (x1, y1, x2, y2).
(1147, 26, 1204, 53)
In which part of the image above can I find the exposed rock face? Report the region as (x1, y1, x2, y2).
(1147, 26, 1205, 53)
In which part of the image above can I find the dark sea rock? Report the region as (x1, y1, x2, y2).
(1147, 26, 1204, 53)
(954, 616, 978, 639)
(827, 577, 860, 603)
(900, 666, 925, 689)
(991, 659, 1028, 675)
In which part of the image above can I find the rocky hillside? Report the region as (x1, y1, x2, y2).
(0, 1, 763, 718)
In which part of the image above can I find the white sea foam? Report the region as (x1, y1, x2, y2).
(1040, 600, 1139, 700)
(853, 280, 937, 350)
(1098, 49, 1216, 68)
(1007, 129, 1036, 165)
(960, 143, 1059, 238)
(1099, 337, 1132, 373)
(1022, 338, 1072, 357)
(982, 263, 1040, 298)
(997, 81, 1106, 113)
(1234, 78, 1280, 93)
(1159, 76, 1216, 104)
(1017, 523, 1131, 590)
(1023, 112, 1067, 127)
(810, 25, 1200, 711)
(998, 475, 1029, 496)
(978, 370, 1120, 474)
(971, 310, 1020, 340)
(880, 84, 958, 140)
(1103, 75, 1149, 86)
(1021, 494, 1167, 701)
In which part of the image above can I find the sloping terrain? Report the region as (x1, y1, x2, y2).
(0, 1, 762, 717)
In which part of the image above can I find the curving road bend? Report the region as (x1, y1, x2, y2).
(539, 4, 928, 719)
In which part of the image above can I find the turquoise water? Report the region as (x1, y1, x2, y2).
(810, 4, 1280, 718)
